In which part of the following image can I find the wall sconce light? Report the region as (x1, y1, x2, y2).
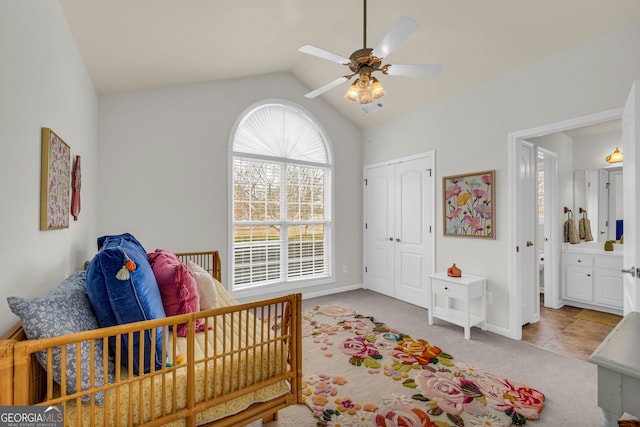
(605, 147, 623, 163)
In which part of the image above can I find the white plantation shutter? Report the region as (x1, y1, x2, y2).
(233, 103, 328, 163)
(231, 101, 333, 291)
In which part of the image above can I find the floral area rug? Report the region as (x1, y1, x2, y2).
(301, 304, 545, 427)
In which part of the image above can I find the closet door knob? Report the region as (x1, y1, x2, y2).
(396, 238, 401, 242)
(526, 241, 534, 247)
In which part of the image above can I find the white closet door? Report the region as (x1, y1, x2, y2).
(393, 157, 432, 308)
(364, 164, 395, 297)
(364, 154, 434, 306)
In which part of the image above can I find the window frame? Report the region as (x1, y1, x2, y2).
(228, 99, 335, 298)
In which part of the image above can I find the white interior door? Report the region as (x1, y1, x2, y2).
(393, 157, 433, 308)
(622, 80, 640, 314)
(540, 148, 559, 307)
(518, 141, 537, 325)
(364, 164, 395, 297)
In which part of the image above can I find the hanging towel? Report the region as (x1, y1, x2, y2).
(568, 217, 580, 244)
(581, 217, 593, 242)
(579, 217, 586, 240)
(565, 210, 580, 244)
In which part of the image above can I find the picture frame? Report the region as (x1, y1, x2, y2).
(40, 128, 71, 230)
(443, 170, 495, 238)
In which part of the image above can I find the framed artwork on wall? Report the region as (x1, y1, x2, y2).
(40, 128, 71, 230)
(443, 170, 495, 239)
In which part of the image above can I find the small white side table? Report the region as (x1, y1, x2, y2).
(426, 272, 487, 339)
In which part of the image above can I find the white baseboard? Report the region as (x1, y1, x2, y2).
(483, 322, 513, 339)
(302, 283, 364, 300)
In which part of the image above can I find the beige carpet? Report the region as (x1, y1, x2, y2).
(299, 304, 544, 425)
(267, 289, 606, 427)
(575, 308, 622, 327)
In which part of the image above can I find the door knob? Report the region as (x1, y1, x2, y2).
(526, 241, 534, 247)
(388, 237, 394, 241)
(622, 266, 637, 277)
(396, 238, 400, 242)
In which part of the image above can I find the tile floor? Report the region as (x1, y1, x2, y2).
(521, 296, 621, 361)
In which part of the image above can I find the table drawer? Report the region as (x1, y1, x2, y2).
(432, 279, 467, 299)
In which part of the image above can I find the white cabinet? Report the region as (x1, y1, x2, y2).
(426, 272, 486, 339)
(564, 253, 594, 303)
(594, 256, 624, 307)
(562, 246, 623, 313)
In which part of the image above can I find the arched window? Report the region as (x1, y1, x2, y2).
(229, 100, 333, 293)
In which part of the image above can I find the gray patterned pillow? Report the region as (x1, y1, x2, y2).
(7, 271, 114, 404)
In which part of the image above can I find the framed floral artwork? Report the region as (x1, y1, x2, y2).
(40, 128, 71, 230)
(443, 170, 495, 238)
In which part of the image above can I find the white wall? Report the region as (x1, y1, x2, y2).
(364, 21, 640, 331)
(0, 1, 99, 334)
(573, 129, 623, 171)
(98, 73, 363, 300)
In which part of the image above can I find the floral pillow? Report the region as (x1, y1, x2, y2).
(7, 271, 115, 404)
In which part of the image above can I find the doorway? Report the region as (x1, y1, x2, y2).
(508, 108, 623, 339)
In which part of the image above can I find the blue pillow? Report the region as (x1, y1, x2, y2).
(7, 271, 115, 404)
(86, 233, 166, 375)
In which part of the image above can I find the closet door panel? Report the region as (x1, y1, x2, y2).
(365, 165, 395, 297)
(394, 157, 431, 308)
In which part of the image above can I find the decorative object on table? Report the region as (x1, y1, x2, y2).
(40, 128, 71, 230)
(604, 240, 614, 251)
(563, 207, 580, 244)
(578, 207, 593, 242)
(71, 155, 81, 221)
(447, 263, 461, 277)
(302, 305, 545, 426)
(443, 170, 495, 238)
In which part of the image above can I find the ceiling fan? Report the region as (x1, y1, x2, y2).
(298, 0, 443, 104)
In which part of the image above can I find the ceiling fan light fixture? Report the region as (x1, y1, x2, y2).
(605, 147, 623, 163)
(356, 75, 370, 94)
(360, 90, 372, 104)
(371, 77, 386, 99)
(344, 82, 359, 102)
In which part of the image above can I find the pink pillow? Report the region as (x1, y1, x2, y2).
(148, 249, 203, 336)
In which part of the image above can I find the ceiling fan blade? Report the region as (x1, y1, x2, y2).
(372, 16, 420, 59)
(385, 64, 443, 78)
(298, 44, 350, 65)
(304, 76, 349, 98)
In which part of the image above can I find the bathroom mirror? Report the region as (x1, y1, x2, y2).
(573, 166, 622, 242)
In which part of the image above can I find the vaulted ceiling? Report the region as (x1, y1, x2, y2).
(58, 0, 640, 129)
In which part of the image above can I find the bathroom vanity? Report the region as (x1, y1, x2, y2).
(562, 242, 623, 314)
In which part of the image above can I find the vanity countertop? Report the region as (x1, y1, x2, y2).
(562, 242, 623, 255)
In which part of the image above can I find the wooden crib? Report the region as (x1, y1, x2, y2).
(0, 251, 302, 426)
